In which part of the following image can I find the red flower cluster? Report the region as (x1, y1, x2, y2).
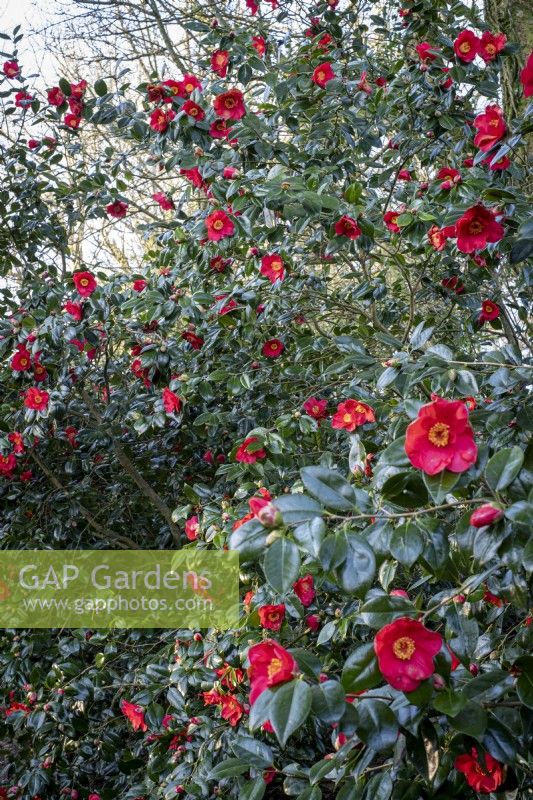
(63, 79, 87, 129)
(405, 395, 477, 475)
(453, 29, 506, 63)
(332, 400, 375, 431)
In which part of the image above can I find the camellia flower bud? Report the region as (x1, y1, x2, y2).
(470, 504, 504, 528)
(432, 673, 446, 690)
(249, 497, 282, 527)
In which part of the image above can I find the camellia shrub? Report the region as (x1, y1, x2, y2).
(0, 0, 532, 798)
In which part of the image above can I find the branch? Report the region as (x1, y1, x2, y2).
(81, 389, 181, 543)
(30, 450, 138, 549)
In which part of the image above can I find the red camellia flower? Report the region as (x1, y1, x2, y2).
(260, 254, 285, 283)
(24, 387, 50, 411)
(149, 107, 176, 133)
(181, 74, 202, 94)
(306, 614, 320, 632)
(311, 62, 335, 87)
(454, 204, 505, 253)
(64, 301, 83, 321)
(8, 432, 24, 454)
(106, 200, 128, 219)
(405, 395, 477, 475)
(211, 50, 229, 77)
(132, 279, 147, 292)
(205, 209, 234, 241)
(182, 331, 204, 350)
(248, 640, 297, 703)
(441, 276, 465, 295)
(0, 454, 16, 475)
(3, 60, 20, 78)
(454, 748, 505, 794)
(258, 604, 286, 631)
(182, 100, 205, 121)
(185, 515, 199, 541)
(11, 346, 32, 372)
(64, 113, 81, 129)
(415, 42, 438, 62)
(33, 361, 48, 382)
(473, 105, 506, 152)
(262, 339, 284, 358)
(384, 211, 401, 233)
(73, 271, 97, 297)
(15, 91, 33, 108)
(28, 138, 39, 149)
(210, 256, 231, 273)
(428, 225, 449, 251)
(235, 436, 266, 463)
(219, 694, 244, 727)
(335, 215, 361, 239)
(374, 617, 442, 692)
(213, 89, 246, 120)
(120, 700, 148, 732)
(152, 192, 174, 210)
(162, 388, 182, 414)
(398, 169, 412, 181)
(484, 154, 511, 171)
(209, 119, 231, 139)
(252, 36, 267, 57)
(453, 30, 479, 62)
(70, 79, 87, 98)
(520, 50, 533, 97)
(303, 397, 328, 420)
(479, 299, 500, 323)
(47, 86, 65, 106)
(437, 167, 461, 190)
(248, 497, 280, 527)
(357, 71, 372, 94)
(470, 504, 503, 528)
(293, 575, 315, 607)
(332, 399, 375, 431)
(180, 166, 208, 192)
(479, 31, 507, 62)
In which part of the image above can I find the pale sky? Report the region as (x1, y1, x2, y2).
(1, 0, 59, 83)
